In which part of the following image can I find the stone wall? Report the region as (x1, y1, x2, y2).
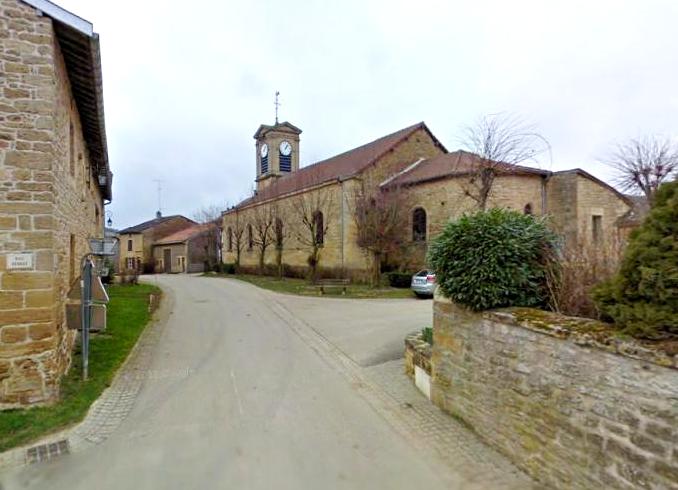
(0, 0, 104, 408)
(432, 296, 677, 489)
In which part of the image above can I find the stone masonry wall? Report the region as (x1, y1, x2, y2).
(432, 296, 677, 489)
(0, 0, 103, 408)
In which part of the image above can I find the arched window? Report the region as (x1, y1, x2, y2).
(227, 227, 233, 252)
(313, 210, 324, 245)
(412, 207, 427, 242)
(524, 203, 533, 215)
(275, 218, 284, 249)
(247, 224, 253, 250)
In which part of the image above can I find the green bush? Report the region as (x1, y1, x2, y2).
(388, 271, 412, 288)
(421, 326, 433, 345)
(427, 208, 557, 311)
(221, 263, 236, 274)
(593, 181, 678, 339)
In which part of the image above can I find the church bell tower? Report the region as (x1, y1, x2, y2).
(253, 121, 302, 191)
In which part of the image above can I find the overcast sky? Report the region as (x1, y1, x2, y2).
(57, 0, 678, 229)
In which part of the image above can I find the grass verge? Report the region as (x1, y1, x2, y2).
(0, 283, 160, 453)
(207, 273, 415, 299)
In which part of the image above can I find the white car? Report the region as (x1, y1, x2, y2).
(411, 270, 436, 298)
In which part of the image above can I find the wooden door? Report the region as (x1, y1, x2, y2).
(163, 249, 171, 273)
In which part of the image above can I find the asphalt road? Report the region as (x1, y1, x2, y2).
(3, 275, 457, 490)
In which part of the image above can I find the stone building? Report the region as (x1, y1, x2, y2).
(152, 223, 219, 274)
(222, 122, 631, 280)
(0, 0, 112, 407)
(118, 213, 195, 273)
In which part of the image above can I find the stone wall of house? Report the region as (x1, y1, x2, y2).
(152, 243, 186, 273)
(119, 232, 144, 271)
(546, 171, 630, 247)
(432, 296, 677, 489)
(0, 0, 104, 408)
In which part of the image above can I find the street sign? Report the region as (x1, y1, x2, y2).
(7, 253, 34, 270)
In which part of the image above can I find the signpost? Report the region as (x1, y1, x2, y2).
(80, 237, 118, 380)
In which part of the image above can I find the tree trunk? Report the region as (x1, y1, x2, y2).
(370, 252, 382, 288)
(276, 248, 283, 279)
(258, 250, 265, 275)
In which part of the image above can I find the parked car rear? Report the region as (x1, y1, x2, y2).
(411, 270, 436, 297)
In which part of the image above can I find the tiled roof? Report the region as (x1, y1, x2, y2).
(386, 150, 549, 187)
(154, 224, 209, 245)
(118, 215, 194, 234)
(232, 122, 443, 209)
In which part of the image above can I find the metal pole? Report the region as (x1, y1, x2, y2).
(81, 257, 93, 380)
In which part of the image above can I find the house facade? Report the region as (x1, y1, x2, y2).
(118, 213, 195, 273)
(0, 0, 112, 408)
(222, 121, 632, 280)
(152, 224, 219, 274)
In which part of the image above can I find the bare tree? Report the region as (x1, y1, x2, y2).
(251, 205, 275, 273)
(229, 209, 246, 268)
(352, 181, 409, 287)
(192, 203, 227, 269)
(272, 205, 290, 279)
(291, 185, 334, 282)
(604, 136, 678, 202)
(460, 113, 550, 210)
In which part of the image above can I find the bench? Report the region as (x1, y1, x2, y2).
(315, 278, 350, 295)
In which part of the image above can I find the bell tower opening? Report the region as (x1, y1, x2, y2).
(253, 121, 302, 191)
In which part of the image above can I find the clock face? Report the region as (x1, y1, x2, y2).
(279, 140, 292, 156)
(260, 143, 269, 158)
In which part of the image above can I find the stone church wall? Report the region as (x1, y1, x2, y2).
(0, 0, 104, 408)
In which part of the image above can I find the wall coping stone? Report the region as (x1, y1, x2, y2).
(434, 293, 676, 370)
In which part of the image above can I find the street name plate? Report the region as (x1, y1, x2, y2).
(7, 253, 34, 270)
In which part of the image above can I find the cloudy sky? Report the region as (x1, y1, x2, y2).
(57, 0, 677, 229)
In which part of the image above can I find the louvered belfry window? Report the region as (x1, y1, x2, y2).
(279, 152, 292, 172)
(261, 155, 269, 174)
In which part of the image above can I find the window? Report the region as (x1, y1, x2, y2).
(275, 218, 284, 249)
(126, 257, 136, 269)
(524, 203, 533, 215)
(592, 215, 603, 244)
(227, 227, 233, 252)
(127, 239, 133, 252)
(280, 151, 292, 172)
(247, 224, 253, 250)
(412, 207, 427, 242)
(69, 121, 75, 177)
(261, 154, 269, 174)
(313, 211, 324, 245)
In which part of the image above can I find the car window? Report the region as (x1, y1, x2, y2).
(416, 270, 428, 277)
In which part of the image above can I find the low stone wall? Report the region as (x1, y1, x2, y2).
(432, 295, 678, 490)
(405, 332, 432, 399)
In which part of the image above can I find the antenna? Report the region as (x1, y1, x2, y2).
(274, 91, 281, 124)
(152, 179, 164, 216)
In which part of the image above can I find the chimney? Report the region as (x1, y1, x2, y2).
(156, 210, 162, 219)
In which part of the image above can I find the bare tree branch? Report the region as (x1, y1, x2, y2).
(603, 136, 678, 202)
(459, 113, 551, 210)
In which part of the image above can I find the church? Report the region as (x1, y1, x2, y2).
(221, 120, 632, 280)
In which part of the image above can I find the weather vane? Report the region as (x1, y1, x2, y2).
(274, 91, 281, 124)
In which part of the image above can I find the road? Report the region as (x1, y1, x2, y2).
(3, 275, 464, 490)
